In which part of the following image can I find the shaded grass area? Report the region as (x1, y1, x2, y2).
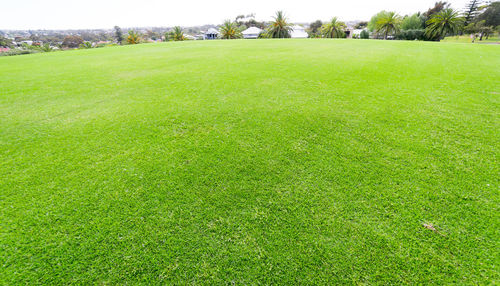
(442, 35, 500, 43)
(0, 39, 499, 284)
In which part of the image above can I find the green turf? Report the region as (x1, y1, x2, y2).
(0, 39, 499, 284)
(442, 35, 500, 43)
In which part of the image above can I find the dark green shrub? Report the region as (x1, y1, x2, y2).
(360, 30, 370, 39)
(396, 29, 425, 40)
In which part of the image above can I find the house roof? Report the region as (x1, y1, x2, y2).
(291, 25, 308, 38)
(205, 28, 219, 35)
(242, 27, 262, 35)
(291, 25, 305, 31)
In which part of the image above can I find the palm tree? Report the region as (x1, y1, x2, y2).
(266, 11, 292, 38)
(376, 12, 402, 39)
(127, 30, 140, 44)
(172, 26, 185, 41)
(425, 8, 464, 40)
(219, 20, 242, 39)
(40, 43, 54, 52)
(322, 17, 347, 38)
(79, 41, 93, 49)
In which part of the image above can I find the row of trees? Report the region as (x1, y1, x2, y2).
(141, 1, 498, 42)
(108, 1, 498, 45)
(367, 1, 500, 41)
(233, 1, 498, 41)
(219, 12, 356, 39)
(0, 33, 110, 56)
(113, 25, 186, 44)
(3, 0, 498, 53)
(112, 11, 354, 43)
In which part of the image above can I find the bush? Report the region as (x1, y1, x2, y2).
(360, 30, 370, 39)
(396, 29, 425, 40)
(0, 49, 38, 57)
(38, 43, 54, 52)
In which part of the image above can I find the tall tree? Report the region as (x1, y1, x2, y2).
(466, 19, 495, 41)
(234, 14, 265, 30)
(376, 12, 402, 39)
(114, 26, 123, 44)
(476, 1, 500, 27)
(425, 8, 464, 40)
(308, 20, 323, 36)
(368, 11, 391, 32)
(424, 1, 451, 20)
(219, 20, 242, 39)
(266, 11, 292, 38)
(62, 35, 84, 48)
(321, 17, 347, 38)
(464, 0, 482, 26)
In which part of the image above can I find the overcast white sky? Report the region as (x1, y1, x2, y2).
(1, 0, 470, 30)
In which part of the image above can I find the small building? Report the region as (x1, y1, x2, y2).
(242, 27, 263, 39)
(291, 25, 308, 38)
(351, 29, 365, 38)
(204, 28, 219, 40)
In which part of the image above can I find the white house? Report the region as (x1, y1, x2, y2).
(204, 28, 219, 40)
(242, 27, 262, 39)
(352, 29, 365, 38)
(291, 25, 308, 38)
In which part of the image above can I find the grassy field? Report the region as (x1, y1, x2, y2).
(0, 39, 499, 284)
(442, 34, 500, 43)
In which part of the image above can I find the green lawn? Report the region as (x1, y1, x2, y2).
(0, 39, 499, 284)
(442, 34, 500, 43)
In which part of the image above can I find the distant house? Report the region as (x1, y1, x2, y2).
(242, 27, 262, 39)
(352, 29, 365, 38)
(204, 28, 219, 40)
(291, 25, 308, 38)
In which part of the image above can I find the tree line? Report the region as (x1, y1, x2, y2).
(1, 0, 499, 56)
(365, 1, 499, 41)
(115, 1, 498, 44)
